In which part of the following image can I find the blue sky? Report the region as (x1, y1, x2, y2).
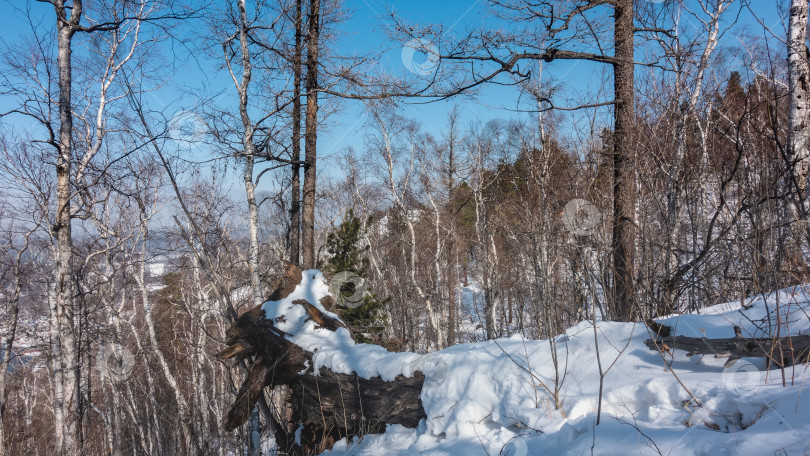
(0, 0, 788, 182)
(315, 0, 785, 164)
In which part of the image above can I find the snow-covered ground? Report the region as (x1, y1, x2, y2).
(269, 271, 810, 455)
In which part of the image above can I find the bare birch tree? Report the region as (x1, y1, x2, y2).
(787, 0, 810, 239)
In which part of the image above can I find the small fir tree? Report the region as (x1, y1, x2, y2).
(325, 209, 388, 343)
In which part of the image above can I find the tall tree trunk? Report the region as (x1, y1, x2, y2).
(446, 111, 458, 346)
(134, 260, 195, 453)
(53, 1, 82, 453)
(233, 1, 265, 443)
(301, 0, 320, 269)
(662, 1, 725, 316)
(232, 0, 263, 308)
(485, 235, 499, 339)
(245, 159, 262, 305)
(375, 113, 442, 349)
(0, 234, 28, 456)
(471, 145, 499, 340)
(447, 238, 457, 346)
(788, 0, 810, 243)
(289, 0, 303, 266)
(427, 193, 447, 348)
(611, 0, 636, 321)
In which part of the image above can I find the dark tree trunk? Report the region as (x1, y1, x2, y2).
(289, 0, 303, 267)
(277, 369, 425, 455)
(301, 0, 320, 269)
(611, 0, 637, 322)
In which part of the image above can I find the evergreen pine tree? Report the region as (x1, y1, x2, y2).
(325, 209, 388, 343)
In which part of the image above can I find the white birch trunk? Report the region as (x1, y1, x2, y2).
(226, 0, 264, 308)
(133, 241, 195, 452)
(52, 2, 82, 452)
(663, 0, 727, 311)
(789, 0, 810, 216)
(376, 115, 441, 349)
(0, 231, 30, 456)
(427, 192, 447, 348)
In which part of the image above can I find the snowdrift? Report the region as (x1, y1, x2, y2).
(236, 270, 810, 455)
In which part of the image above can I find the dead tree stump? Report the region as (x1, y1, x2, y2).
(219, 264, 427, 455)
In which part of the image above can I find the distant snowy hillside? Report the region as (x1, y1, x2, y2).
(277, 275, 810, 456)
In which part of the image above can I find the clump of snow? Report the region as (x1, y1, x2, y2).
(260, 270, 420, 381)
(271, 274, 810, 455)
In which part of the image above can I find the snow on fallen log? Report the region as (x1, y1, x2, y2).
(219, 263, 426, 455)
(644, 320, 810, 367)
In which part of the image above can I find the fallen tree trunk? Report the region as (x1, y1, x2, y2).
(644, 321, 810, 368)
(219, 263, 427, 455)
(284, 369, 425, 454)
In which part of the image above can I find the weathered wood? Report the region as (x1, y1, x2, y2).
(645, 319, 671, 337)
(295, 299, 349, 332)
(645, 323, 810, 367)
(221, 314, 311, 431)
(268, 261, 304, 301)
(275, 368, 426, 455)
(220, 265, 427, 455)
